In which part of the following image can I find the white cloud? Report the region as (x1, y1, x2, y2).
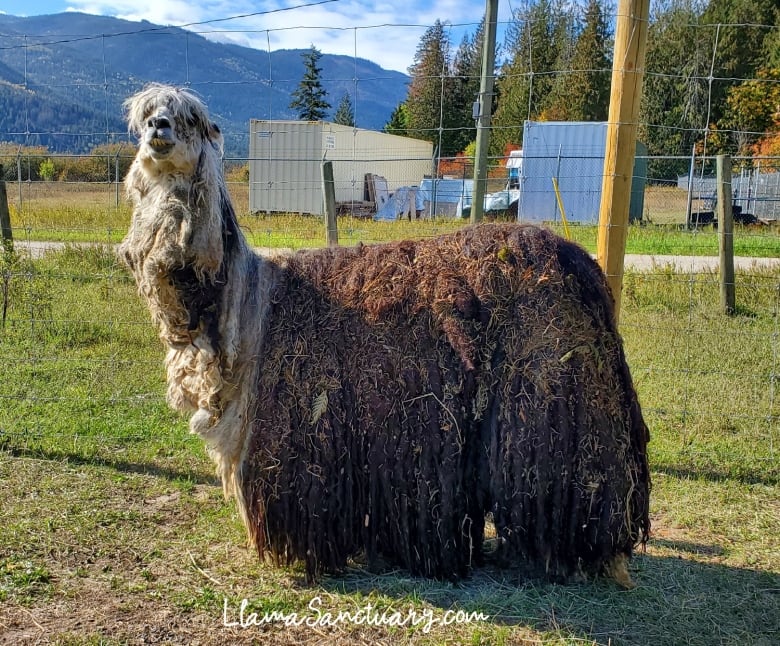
(62, 0, 496, 73)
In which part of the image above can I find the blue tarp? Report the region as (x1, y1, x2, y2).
(374, 178, 473, 219)
(420, 178, 473, 218)
(373, 178, 519, 220)
(373, 186, 426, 220)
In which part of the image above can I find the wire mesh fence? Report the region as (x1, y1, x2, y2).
(0, 8, 778, 485)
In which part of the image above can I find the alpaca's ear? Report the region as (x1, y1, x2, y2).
(208, 122, 224, 157)
(122, 96, 143, 138)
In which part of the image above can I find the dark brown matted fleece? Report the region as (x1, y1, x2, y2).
(243, 223, 650, 582)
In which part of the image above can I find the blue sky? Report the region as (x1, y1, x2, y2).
(0, 1, 514, 73)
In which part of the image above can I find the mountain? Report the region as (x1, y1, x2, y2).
(0, 12, 411, 155)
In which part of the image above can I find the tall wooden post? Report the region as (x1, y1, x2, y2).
(470, 0, 499, 224)
(717, 155, 735, 315)
(597, 0, 650, 323)
(322, 160, 338, 247)
(0, 165, 12, 246)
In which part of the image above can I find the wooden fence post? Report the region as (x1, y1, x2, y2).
(0, 164, 13, 246)
(596, 0, 650, 324)
(717, 155, 735, 315)
(469, 0, 499, 224)
(685, 143, 696, 229)
(322, 160, 338, 247)
(115, 153, 121, 208)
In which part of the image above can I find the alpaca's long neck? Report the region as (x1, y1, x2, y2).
(178, 188, 275, 508)
(203, 187, 271, 382)
(168, 186, 268, 414)
(166, 184, 239, 352)
(120, 157, 272, 422)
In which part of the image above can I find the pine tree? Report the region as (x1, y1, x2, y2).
(490, 0, 569, 156)
(546, 0, 611, 121)
(765, 26, 780, 69)
(450, 21, 486, 154)
(405, 20, 461, 156)
(384, 102, 409, 136)
(334, 92, 355, 126)
(289, 45, 330, 121)
(639, 0, 711, 179)
(702, 0, 779, 120)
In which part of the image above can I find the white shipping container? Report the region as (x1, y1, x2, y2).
(249, 120, 434, 215)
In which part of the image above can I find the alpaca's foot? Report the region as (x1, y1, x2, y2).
(604, 553, 636, 589)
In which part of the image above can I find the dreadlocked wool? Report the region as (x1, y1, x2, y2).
(119, 83, 650, 587)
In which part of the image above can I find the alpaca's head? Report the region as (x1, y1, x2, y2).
(124, 83, 222, 178)
(120, 82, 236, 293)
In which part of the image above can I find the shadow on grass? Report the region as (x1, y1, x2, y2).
(650, 538, 725, 556)
(652, 464, 779, 487)
(0, 442, 219, 486)
(317, 551, 779, 646)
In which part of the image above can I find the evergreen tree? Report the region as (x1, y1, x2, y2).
(289, 45, 330, 121)
(639, 0, 711, 179)
(702, 0, 780, 151)
(546, 0, 611, 121)
(405, 20, 461, 156)
(450, 21, 486, 154)
(334, 92, 355, 126)
(702, 0, 779, 124)
(764, 26, 780, 69)
(384, 101, 409, 136)
(490, 0, 569, 156)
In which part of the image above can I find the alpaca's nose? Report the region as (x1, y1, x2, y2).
(149, 116, 171, 130)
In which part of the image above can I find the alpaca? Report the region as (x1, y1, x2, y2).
(119, 83, 651, 586)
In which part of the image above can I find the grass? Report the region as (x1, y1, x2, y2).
(0, 236, 778, 644)
(6, 181, 780, 257)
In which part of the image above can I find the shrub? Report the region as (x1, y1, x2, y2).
(39, 158, 56, 182)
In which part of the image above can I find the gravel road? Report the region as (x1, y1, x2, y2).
(10, 240, 780, 272)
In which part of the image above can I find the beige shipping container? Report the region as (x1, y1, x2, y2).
(249, 120, 434, 215)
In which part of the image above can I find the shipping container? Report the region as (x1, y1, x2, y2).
(518, 121, 647, 224)
(249, 120, 434, 215)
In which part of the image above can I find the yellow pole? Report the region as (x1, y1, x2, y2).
(551, 177, 571, 240)
(597, 0, 650, 323)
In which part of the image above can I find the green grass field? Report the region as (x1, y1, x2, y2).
(0, 220, 778, 643)
(6, 182, 780, 258)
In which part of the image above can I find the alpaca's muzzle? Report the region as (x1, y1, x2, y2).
(147, 135, 174, 156)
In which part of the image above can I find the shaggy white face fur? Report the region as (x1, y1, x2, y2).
(124, 83, 220, 180)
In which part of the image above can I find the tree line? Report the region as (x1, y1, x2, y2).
(379, 0, 780, 181)
(0, 143, 135, 183)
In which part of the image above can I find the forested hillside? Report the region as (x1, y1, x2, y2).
(0, 12, 410, 154)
